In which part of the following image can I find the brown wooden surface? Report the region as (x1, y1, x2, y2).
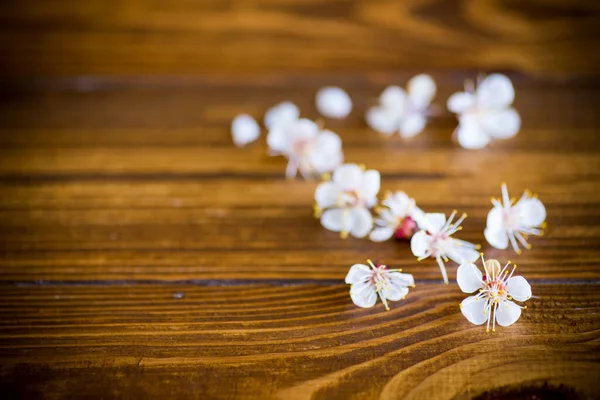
(1, 0, 600, 399)
(0, 0, 599, 77)
(0, 74, 599, 399)
(1, 284, 599, 400)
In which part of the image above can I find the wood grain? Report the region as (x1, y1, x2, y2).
(0, 0, 599, 77)
(0, 9, 599, 392)
(0, 283, 598, 399)
(0, 75, 598, 284)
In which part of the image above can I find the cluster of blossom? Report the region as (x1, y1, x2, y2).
(231, 73, 544, 331)
(319, 165, 545, 330)
(316, 163, 546, 272)
(233, 73, 520, 157)
(232, 101, 344, 179)
(346, 254, 532, 332)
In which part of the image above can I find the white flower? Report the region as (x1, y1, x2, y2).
(447, 74, 521, 149)
(485, 183, 546, 254)
(264, 101, 300, 131)
(267, 118, 343, 179)
(316, 87, 352, 119)
(410, 211, 480, 284)
(458, 255, 531, 332)
(345, 259, 415, 310)
(366, 74, 436, 138)
(231, 114, 260, 147)
(369, 191, 426, 242)
(314, 163, 380, 238)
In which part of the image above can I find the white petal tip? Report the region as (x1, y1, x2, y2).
(316, 87, 352, 119)
(231, 114, 260, 147)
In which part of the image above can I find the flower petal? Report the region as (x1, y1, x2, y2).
(411, 207, 428, 230)
(321, 208, 353, 233)
(366, 106, 399, 135)
(486, 206, 504, 231)
(350, 280, 378, 308)
(332, 164, 363, 191)
(516, 198, 546, 227)
(495, 300, 522, 327)
(382, 276, 409, 301)
(264, 101, 300, 130)
(316, 87, 352, 119)
(457, 115, 491, 150)
(388, 271, 415, 287)
(369, 226, 395, 242)
(266, 125, 292, 154)
(380, 86, 407, 110)
(456, 262, 483, 293)
(399, 113, 426, 138)
(309, 130, 343, 174)
(484, 227, 509, 250)
(447, 92, 475, 114)
(479, 108, 521, 139)
(345, 263, 372, 284)
(410, 230, 430, 258)
(231, 114, 260, 147)
(448, 243, 480, 264)
(360, 169, 381, 205)
(477, 74, 515, 110)
(460, 295, 488, 325)
(422, 213, 446, 233)
(350, 207, 373, 238)
(316, 130, 342, 152)
(291, 118, 319, 141)
(507, 276, 532, 302)
(408, 74, 436, 110)
(315, 181, 341, 208)
(385, 191, 411, 214)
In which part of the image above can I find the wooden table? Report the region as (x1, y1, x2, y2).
(1, 1, 600, 399)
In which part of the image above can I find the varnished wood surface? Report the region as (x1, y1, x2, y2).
(0, 75, 599, 285)
(1, 57, 600, 400)
(1, 0, 599, 77)
(0, 284, 599, 400)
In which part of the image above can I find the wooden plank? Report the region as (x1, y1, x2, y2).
(0, 191, 598, 281)
(0, 76, 598, 282)
(1, 74, 599, 133)
(0, 0, 599, 76)
(0, 283, 598, 399)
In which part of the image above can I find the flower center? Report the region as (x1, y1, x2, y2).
(426, 232, 450, 257)
(486, 281, 508, 302)
(502, 208, 520, 231)
(291, 137, 315, 157)
(337, 190, 362, 208)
